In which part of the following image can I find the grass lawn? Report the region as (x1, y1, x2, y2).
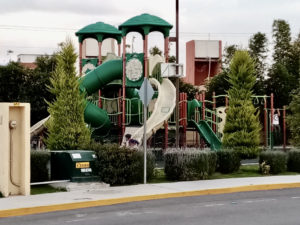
(31, 185, 66, 195)
(149, 165, 300, 183)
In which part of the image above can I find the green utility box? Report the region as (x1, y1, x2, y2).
(51, 150, 99, 182)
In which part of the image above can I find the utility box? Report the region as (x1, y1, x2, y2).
(0, 103, 31, 197)
(51, 150, 99, 182)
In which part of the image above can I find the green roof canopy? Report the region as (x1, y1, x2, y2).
(119, 13, 173, 38)
(76, 22, 122, 44)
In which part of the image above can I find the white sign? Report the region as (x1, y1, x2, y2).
(138, 78, 154, 106)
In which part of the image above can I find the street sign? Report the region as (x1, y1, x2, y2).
(138, 78, 154, 106)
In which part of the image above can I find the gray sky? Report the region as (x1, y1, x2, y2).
(1, 0, 300, 66)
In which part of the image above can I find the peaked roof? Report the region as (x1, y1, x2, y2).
(76, 22, 122, 43)
(119, 13, 173, 37)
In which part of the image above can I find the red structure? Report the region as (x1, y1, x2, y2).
(185, 40, 222, 86)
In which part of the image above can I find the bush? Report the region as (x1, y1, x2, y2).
(88, 143, 155, 185)
(0, 192, 3, 198)
(287, 149, 300, 172)
(164, 149, 216, 181)
(259, 151, 287, 174)
(216, 150, 241, 173)
(31, 150, 50, 182)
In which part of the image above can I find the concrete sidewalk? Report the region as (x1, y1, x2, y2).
(1, 175, 300, 217)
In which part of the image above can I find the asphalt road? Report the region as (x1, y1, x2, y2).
(2, 188, 300, 225)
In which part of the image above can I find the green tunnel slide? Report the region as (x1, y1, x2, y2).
(80, 59, 123, 131)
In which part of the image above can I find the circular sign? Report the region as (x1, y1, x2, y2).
(126, 58, 143, 81)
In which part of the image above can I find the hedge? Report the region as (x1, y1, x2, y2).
(287, 149, 300, 172)
(31, 150, 51, 182)
(216, 150, 241, 173)
(88, 143, 155, 185)
(259, 151, 287, 174)
(164, 148, 217, 181)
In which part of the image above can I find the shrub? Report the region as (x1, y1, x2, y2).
(0, 192, 3, 198)
(31, 150, 50, 182)
(88, 143, 155, 185)
(216, 150, 241, 173)
(259, 151, 287, 174)
(287, 149, 300, 172)
(164, 149, 216, 181)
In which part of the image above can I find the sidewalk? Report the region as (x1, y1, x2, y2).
(1, 175, 300, 217)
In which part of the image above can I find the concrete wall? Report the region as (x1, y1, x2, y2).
(0, 103, 30, 197)
(184, 40, 195, 85)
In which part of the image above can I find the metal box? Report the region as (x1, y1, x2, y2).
(51, 150, 99, 182)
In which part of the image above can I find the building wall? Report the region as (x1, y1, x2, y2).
(185, 40, 222, 86)
(184, 40, 195, 85)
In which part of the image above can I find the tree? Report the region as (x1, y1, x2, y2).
(45, 39, 91, 150)
(222, 45, 238, 68)
(287, 81, 300, 146)
(249, 32, 268, 95)
(272, 19, 292, 67)
(149, 46, 162, 56)
(222, 51, 261, 158)
(266, 20, 296, 107)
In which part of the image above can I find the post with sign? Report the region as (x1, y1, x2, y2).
(138, 78, 154, 184)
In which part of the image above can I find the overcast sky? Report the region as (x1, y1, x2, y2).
(0, 0, 300, 66)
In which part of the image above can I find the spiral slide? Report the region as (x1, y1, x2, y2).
(132, 78, 176, 145)
(80, 59, 123, 131)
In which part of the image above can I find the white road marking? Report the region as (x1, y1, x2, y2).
(204, 203, 224, 207)
(291, 196, 300, 199)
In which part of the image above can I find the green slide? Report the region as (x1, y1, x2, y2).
(190, 120, 221, 151)
(187, 99, 221, 151)
(80, 59, 123, 131)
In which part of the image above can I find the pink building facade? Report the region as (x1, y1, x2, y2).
(185, 40, 222, 86)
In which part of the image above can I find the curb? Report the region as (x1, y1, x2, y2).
(1, 182, 300, 218)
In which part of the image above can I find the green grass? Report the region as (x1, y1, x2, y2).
(149, 165, 300, 183)
(149, 168, 168, 183)
(31, 185, 66, 195)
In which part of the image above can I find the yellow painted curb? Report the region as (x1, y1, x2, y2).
(1, 182, 300, 218)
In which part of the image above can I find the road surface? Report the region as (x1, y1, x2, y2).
(1, 188, 300, 225)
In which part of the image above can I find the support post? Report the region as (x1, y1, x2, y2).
(164, 120, 168, 150)
(164, 37, 169, 62)
(264, 96, 267, 147)
(79, 42, 83, 76)
(213, 92, 216, 133)
(118, 44, 121, 57)
(175, 0, 180, 148)
(122, 36, 126, 137)
(98, 43, 102, 108)
(283, 105, 286, 151)
(270, 93, 274, 149)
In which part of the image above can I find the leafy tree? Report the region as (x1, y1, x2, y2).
(287, 81, 300, 146)
(149, 46, 162, 56)
(223, 51, 261, 158)
(266, 63, 295, 107)
(249, 32, 268, 95)
(266, 20, 296, 107)
(168, 55, 176, 63)
(222, 45, 238, 68)
(0, 62, 27, 102)
(35, 54, 57, 73)
(272, 19, 292, 67)
(45, 39, 91, 150)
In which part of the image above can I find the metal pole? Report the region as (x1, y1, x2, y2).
(175, 0, 180, 148)
(143, 79, 147, 184)
(283, 106, 286, 151)
(270, 93, 274, 149)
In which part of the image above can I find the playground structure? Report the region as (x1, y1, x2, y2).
(75, 14, 223, 151)
(29, 13, 286, 152)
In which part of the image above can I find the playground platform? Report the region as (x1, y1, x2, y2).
(1, 175, 300, 218)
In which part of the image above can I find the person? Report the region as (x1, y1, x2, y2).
(124, 134, 139, 148)
(272, 108, 281, 145)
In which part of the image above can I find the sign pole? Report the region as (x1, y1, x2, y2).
(143, 78, 147, 184)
